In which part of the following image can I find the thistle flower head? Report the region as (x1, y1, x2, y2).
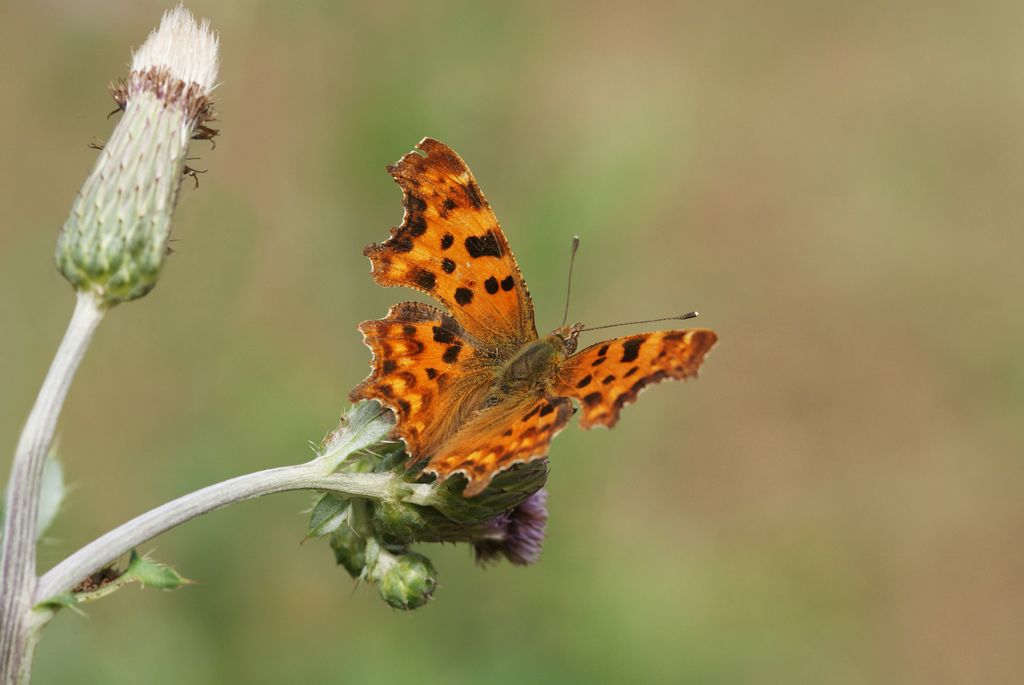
(55, 5, 219, 306)
(473, 488, 549, 566)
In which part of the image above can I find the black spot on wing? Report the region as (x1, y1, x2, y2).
(441, 233, 454, 250)
(408, 214, 427, 237)
(465, 231, 503, 258)
(500, 275, 515, 291)
(464, 181, 484, 209)
(539, 403, 554, 417)
(454, 287, 474, 305)
(442, 344, 462, 364)
(442, 258, 456, 273)
(405, 193, 427, 213)
(521, 405, 541, 422)
(591, 357, 607, 367)
(612, 371, 670, 413)
(425, 367, 438, 380)
(602, 375, 616, 385)
(382, 360, 397, 374)
(484, 276, 499, 294)
(411, 267, 437, 291)
(391, 235, 413, 253)
(621, 337, 646, 363)
(403, 325, 417, 335)
(432, 325, 457, 344)
(583, 392, 603, 406)
(576, 374, 592, 388)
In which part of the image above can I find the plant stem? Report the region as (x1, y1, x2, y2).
(35, 463, 435, 604)
(0, 293, 105, 684)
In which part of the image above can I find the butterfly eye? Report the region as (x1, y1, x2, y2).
(561, 335, 579, 356)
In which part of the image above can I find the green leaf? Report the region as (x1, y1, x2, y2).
(319, 401, 395, 470)
(308, 493, 350, 538)
(123, 550, 191, 590)
(35, 592, 77, 611)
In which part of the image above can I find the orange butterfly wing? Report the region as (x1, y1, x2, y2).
(353, 138, 550, 492)
(353, 138, 719, 497)
(426, 396, 575, 497)
(349, 301, 494, 458)
(553, 329, 718, 429)
(364, 137, 536, 347)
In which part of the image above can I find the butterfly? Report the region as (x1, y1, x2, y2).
(350, 138, 718, 496)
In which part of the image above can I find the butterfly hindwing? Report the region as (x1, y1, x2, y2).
(553, 329, 718, 429)
(425, 396, 575, 496)
(350, 301, 494, 457)
(364, 137, 536, 348)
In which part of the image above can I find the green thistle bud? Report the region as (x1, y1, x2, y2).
(55, 6, 219, 305)
(372, 550, 437, 611)
(328, 522, 367, 579)
(371, 500, 431, 542)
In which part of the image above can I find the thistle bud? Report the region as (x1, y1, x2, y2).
(371, 500, 430, 542)
(366, 544, 437, 611)
(55, 5, 219, 305)
(329, 523, 367, 579)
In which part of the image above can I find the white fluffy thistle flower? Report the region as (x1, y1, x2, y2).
(56, 5, 220, 305)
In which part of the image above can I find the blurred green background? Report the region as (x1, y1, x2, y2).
(2, 1, 1022, 683)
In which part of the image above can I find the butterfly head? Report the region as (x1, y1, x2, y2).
(550, 322, 585, 356)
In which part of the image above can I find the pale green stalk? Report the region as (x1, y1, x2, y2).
(0, 294, 105, 683)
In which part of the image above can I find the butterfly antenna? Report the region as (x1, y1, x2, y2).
(580, 311, 699, 333)
(561, 236, 580, 327)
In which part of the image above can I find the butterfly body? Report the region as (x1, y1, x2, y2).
(352, 138, 717, 496)
(491, 327, 577, 397)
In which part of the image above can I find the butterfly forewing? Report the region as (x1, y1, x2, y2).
(364, 137, 537, 348)
(553, 329, 718, 429)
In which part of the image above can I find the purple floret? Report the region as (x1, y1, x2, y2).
(474, 488, 549, 566)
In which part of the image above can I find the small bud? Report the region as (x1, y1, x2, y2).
(371, 500, 430, 542)
(329, 523, 367, 579)
(373, 550, 437, 611)
(55, 5, 219, 305)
